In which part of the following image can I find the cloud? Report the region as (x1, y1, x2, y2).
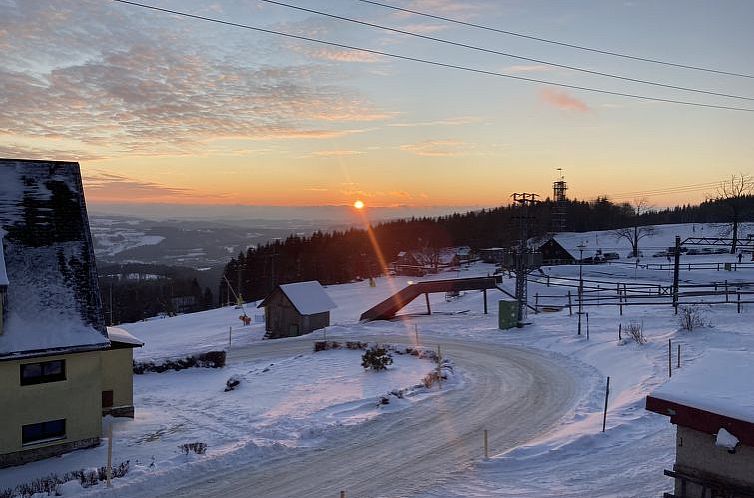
(311, 150, 364, 157)
(400, 139, 466, 157)
(505, 65, 554, 73)
(540, 89, 590, 112)
(82, 171, 197, 202)
(0, 1, 393, 158)
(389, 116, 481, 128)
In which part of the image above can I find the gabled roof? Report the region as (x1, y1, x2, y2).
(258, 280, 337, 315)
(107, 327, 144, 348)
(0, 159, 109, 359)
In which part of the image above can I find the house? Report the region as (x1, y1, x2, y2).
(102, 327, 143, 417)
(538, 237, 578, 265)
(0, 159, 139, 468)
(479, 247, 506, 264)
(393, 251, 425, 276)
(646, 350, 754, 497)
(257, 281, 337, 339)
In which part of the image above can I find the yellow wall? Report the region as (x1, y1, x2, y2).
(100, 348, 134, 410)
(0, 351, 103, 455)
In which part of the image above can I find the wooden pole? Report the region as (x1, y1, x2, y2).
(586, 312, 590, 340)
(668, 339, 672, 378)
(738, 292, 741, 313)
(568, 291, 572, 316)
(484, 429, 489, 459)
(228, 326, 232, 348)
(618, 323, 622, 341)
(725, 280, 729, 303)
(677, 344, 681, 369)
(425, 293, 432, 315)
(106, 423, 113, 488)
(483, 289, 488, 314)
(602, 377, 610, 433)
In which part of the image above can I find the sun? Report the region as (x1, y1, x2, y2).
(353, 200, 365, 210)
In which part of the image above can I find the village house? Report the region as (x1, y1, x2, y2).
(646, 350, 754, 497)
(0, 159, 140, 468)
(258, 280, 336, 339)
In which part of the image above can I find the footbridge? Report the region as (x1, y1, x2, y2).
(360, 275, 507, 322)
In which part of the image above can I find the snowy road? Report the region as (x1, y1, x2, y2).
(158, 333, 580, 498)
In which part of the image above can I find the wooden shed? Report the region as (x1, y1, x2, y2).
(538, 238, 577, 265)
(257, 281, 337, 339)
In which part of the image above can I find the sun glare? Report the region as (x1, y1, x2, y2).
(353, 200, 365, 210)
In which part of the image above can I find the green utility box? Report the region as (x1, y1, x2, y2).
(498, 300, 518, 330)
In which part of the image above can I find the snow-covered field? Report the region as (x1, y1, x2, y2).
(2, 222, 752, 497)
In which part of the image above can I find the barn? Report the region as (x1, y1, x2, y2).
(538, 237, 578, 265)
(258, 281, 337, 339)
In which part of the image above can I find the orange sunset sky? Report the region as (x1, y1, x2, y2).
(2, 0, 752, 209)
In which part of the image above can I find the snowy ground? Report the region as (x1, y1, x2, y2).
(2, 222, 752, 497)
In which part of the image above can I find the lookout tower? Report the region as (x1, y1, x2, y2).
(551, 169, 568, 233)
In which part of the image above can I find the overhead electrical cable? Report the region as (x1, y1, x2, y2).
(109, 0, 754, 112)
(355, 0, 754, 80)
(258, 0, 754, 101)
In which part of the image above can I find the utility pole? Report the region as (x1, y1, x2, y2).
(577, 241, 586, 335)
(510, 193, 542, 326)
(672, 236, 681, 313)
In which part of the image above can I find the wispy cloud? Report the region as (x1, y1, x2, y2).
(540, 89, 590, 112)
(311, 150, 364, 157)
(400, 139, 466, 157)
(0, 1, 393, 158)
(83, 171, 197, 202)
(389, 116, 481, 128)
(505, 64, 554, 73)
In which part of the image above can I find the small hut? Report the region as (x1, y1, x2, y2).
(258, 281, 336, 339)
(538, 237, 577, 265)
(646, 350, 754, 497)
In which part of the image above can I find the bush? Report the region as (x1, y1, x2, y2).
(133, 351, 226, 374)
(224, 376, 241, 392)
(623, 321, 646, 345)
(6, 461, 130, 498)
(679, 305, 708, 331)
(361, 347, 393, 371)
(179, 442, 207, 455)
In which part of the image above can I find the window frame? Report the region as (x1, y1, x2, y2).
(21, 419, 66, 446)
(20, 359, 66, 386)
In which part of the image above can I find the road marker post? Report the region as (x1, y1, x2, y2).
(484, 429, 489, 459)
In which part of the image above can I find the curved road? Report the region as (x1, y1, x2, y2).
(161, 334, 580, 498)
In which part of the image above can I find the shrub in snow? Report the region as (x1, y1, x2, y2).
(224, 375, 241, 392)
(622, 321, 647, 345)
(179, 442, 208, 455)
(6, 461, 130, 498)
(133, 351, 226, 374)
(421, 371, 442, 389)
(679, 304, 708, 331)
(361, 347, 393, 371)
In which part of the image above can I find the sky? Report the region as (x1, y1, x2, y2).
(1, 0, 753, 214)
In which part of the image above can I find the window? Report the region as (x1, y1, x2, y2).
(20, 360, 66, 385)
(102, 390, 114, 408)
(22, 419, 66, 445)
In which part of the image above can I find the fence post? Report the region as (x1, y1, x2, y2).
(677, 344, 681, 369)
(618, 323, 622, 341)
(484, 429, 489, 459)
(738, 292, 741, 313)
(668, 339, 672, 378)
(602, 376, 610, 433)
(586, 313, 590, 340)
(228, 326, 232, 348)
(725, 280, 729, 303)
(568, 291, 572, 316)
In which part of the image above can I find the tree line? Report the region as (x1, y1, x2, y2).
(220, 195, 754, 304)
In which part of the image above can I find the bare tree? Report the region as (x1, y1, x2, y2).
(709, 173, 754, 254)
(612, 198, 655, 257)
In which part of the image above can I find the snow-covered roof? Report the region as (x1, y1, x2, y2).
(260, 281, 337, 315)
(0, 235, 7, 287)
(107, 327, 144, 347)
(0, 160, 109, 359)
(650, 350, 754, 425)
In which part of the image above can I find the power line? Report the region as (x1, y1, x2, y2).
(109, 0, 754, 113)
(258, 0, 754, 102)
(610, 181, 720, 198)
(355, 0, 754, 80)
